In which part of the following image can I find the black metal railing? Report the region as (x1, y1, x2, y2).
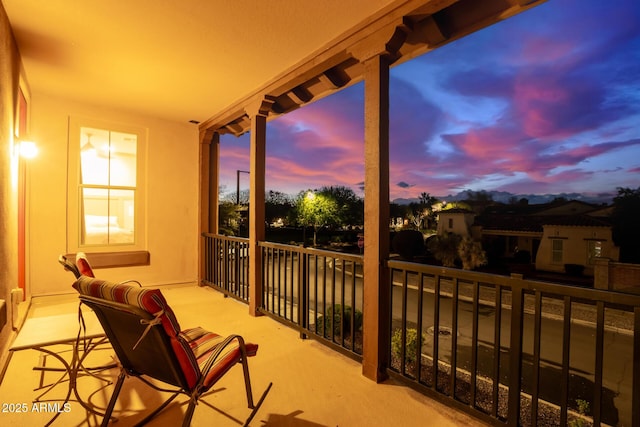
(259, 242, 364, 359)
(203, 233, 639, 426)
(202, 233, 250, 302)
(202, 234, 364, 358)
(387, 259, 640, 427)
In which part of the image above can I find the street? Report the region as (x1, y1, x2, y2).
(257, 255, 634, 426)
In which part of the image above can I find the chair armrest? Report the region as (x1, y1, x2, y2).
(196, 334, 250, 392)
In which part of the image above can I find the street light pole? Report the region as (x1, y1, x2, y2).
(236, 170, 249, 205)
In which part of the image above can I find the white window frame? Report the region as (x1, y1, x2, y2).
(551, 239, 563, 264)
(67, 116, 147, 255)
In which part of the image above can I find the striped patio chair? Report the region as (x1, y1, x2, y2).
(73, 276, 271, 426)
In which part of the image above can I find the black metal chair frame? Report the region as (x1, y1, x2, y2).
(79, 294, 271, 426)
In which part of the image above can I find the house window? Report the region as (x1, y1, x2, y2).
(68, 118, 147, 257)
(551, 239, 563, 264)
(587, 240, 603, 264)
(448, 218, 453, 229)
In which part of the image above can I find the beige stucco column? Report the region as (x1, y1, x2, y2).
(246, 96, 275, 316)
(593, 258, 611, 291)
(198, 129, 218, 283)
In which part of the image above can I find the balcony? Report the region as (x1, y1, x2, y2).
(1, 283, 485, 426)
(3, 235, 639, 426)
(202, 235, 640, 427)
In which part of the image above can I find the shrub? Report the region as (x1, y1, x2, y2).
(392, 230, 425, 261)
(427, 232, 461, 267)
(457, 236, 488, 270)
(391, 328, 426, 365)
(568, 399, 590, 427)
(319, 304, 363, 337)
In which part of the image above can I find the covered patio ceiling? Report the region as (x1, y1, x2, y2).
(199, 0, 547, 137)
(4, 0, 546, 134)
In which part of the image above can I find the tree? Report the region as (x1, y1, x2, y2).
(218, 201, 241, 235)
(221, 188, 249, 205)
(612, 186, 640, 263)
(457, 236, 487, 270)
(442, 201, 472, 211)
(317, 185, 363, 227)
(405, 192, 439, 230)
(265, 190, 294, 225)
(295, 190, 339, 246)
(427, 232, 461, 267)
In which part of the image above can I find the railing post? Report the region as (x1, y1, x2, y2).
(633, 307, 640, 427)
(223, 239, 229, 294)
(299, 248, 308, 339)
(508, 274, 524, 426)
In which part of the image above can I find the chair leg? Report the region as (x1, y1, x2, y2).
(182, 398, 197, 427)
(102, 370, 126, 427)
(242, 382, 272, 427)
(240, 356, 255, 408)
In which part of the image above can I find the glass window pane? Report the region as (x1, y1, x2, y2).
(109, 189, 135, 244)
(109, 132, 137, 187)
(74, 121, 146, 250)
(82, 188, 109, 245)
(552, 239, 563, 263)
(80, 127, 110, 185)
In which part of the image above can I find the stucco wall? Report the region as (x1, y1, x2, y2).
(28, 94, 200, 295)
(536, 225, 618, 275)
(594, 259, 640, 293)
(437, 212, 474, 236)
(0, 0, 21, 367)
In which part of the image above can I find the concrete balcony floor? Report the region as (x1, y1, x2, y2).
(1, 284, 488, 426)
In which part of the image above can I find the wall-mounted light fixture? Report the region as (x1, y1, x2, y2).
(17, 140, 38, 159)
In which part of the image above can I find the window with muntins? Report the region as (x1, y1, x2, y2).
(68, 118, 146, 254)
(587, 240, 603, 264)
(551, 239, 563, 264)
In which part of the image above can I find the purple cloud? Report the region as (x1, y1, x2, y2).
(219, 0, 640, 201)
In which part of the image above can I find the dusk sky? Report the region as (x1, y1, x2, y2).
(219, 0, 640, 202)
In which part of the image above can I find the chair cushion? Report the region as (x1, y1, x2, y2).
(180, 327, 259, 389)
(73, 276, 202, 388)
(75, 252, 95, 277)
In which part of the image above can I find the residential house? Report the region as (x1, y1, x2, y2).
(463, 200, 620, 276)
(436, 207, 476, 237)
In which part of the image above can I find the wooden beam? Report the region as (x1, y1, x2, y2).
(320, 67, 351, 89)
(199, 0, 547, 135)
(290, 85, 314, 104)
